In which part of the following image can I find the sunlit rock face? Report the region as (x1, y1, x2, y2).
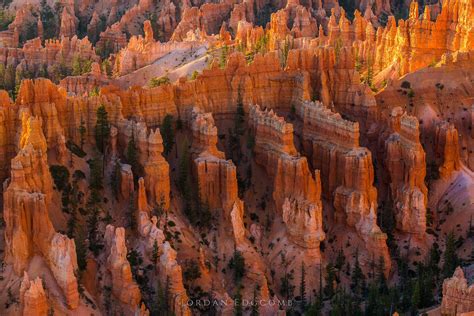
(0, 0, 471, 314)
(4, 116, 79, 310)
(249, 104, 325, 253)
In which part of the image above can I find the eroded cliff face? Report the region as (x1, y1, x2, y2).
(158, 242, 191, 316)
(104, 225, 143, 312)
(19, 272, 48, 316)
(249, 104, 325, 252)
(0, 0, 471, 314)
(297, 100, 389, 271)
(441, 267, 474, 315)
(329, 0, 474, 76)
(384, 108, 427, 236)
(3, 116, 79, 310)
(435, 121, 461, 179)
(190, 107, 238, 212)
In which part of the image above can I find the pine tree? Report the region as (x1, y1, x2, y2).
(88, 158, 103, 192)
(229, 250, 245, 282)
(220, 45, 229, 68)
(160, 114, 174, 156)
(154, 280, 167, 315)
(40, 0, 57, 40)
(442, 232, 459, 279)
(376, 256, 387, 293)
(94, 105, 110, 154)
(306, 295, 322, 316)
(75, 226, 87, 271)
(351, 250, 366, 298)
(411, 279, 421, 310)
(427, 243, 441, 283)
(300, 261, 307, 310)
(324, 263, 336, 298)
(128, 192, 137, 231)
(335, 248, 345, 270)
(177, 144, 189, 194)
(87, 206, 102, 256)
(67, 206, 78, 238)
(78, 116, 86, 150)
(469, 215, 474, 238)
(110, 159, 121, 201)
(234, 91, 245, 136)
(0, 63, 5, 89)
(152, 240, 159, 265)
(251, 284, 260, 316)
(164, 276, 171, 314)
(126, 134, 141, 183)
(234, 285, 243, 316)
(4, 64, 15, 94)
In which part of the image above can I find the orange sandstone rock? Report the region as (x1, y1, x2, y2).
(435, 121, 461, 179)
(104, 225, 142, 311)
(298, 100, 389, 271)
(441, 267, 474, 315)
(189, 107, 239, 213)
(385, 109, 427, 235)
(159, 242, 191, 316)
(249, 104, 325, 251)
(19, 272, 48, 316)
(4, 116, 79, 309)
(59, 7, 78, 38)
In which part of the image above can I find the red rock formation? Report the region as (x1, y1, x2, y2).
(104, 225, 142, 311)
(359, 0, 474, 75)
(97, 24, 128, 55)
(189, 107, 239, 212)
(120, 163, 134, 200)
(171, 4, 232, 41)
(249, 104, 325, 251)
(105, 50, 310, 123)
(435, 121, 461, 179)
(159, 242, 191, 316)
(59, 62, 110, 96)
(286, 46, 377, 130)
(113, 20, 202, 76)
(0, 37, 100, 86)
(298, 100, 390, 270)
(158, 0, 178, 40)
(267, 0, 318, 44)
(87, 11, 101, 43)
(3, 116, 79, 309)
(19, 272, 48, 316)
(385, 109, 427, 235)
(16, 79, 67, 149)
(60, 7, 78, 38)
(441, 267, 474, 315)
(144, 128, 170, 209)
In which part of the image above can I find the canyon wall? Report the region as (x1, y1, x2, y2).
(384, 108, 427, 236)
(297, 100, 390, 270)
(249, 104, 325, 251)
(441, 267, 474, 315)
(3, 116, 79, 309)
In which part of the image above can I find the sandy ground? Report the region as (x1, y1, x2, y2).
(113, 44, 211, 89)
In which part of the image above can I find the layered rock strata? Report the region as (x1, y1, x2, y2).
(3, 116, 79, 309)
(435, 121, 461, 179)
(104, 225, 143, 312)
(441, 266, 474, 315)
(249, 104, 325, 251)
(189, 107, 239, 212)
(19, 273, 48, 316)
(384, 108, 427, 235)
(298, 100, 389, 270)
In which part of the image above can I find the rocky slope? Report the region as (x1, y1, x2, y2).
(0, 0, 471, 314)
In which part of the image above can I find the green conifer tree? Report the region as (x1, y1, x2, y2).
(94, 105, 110, 154)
